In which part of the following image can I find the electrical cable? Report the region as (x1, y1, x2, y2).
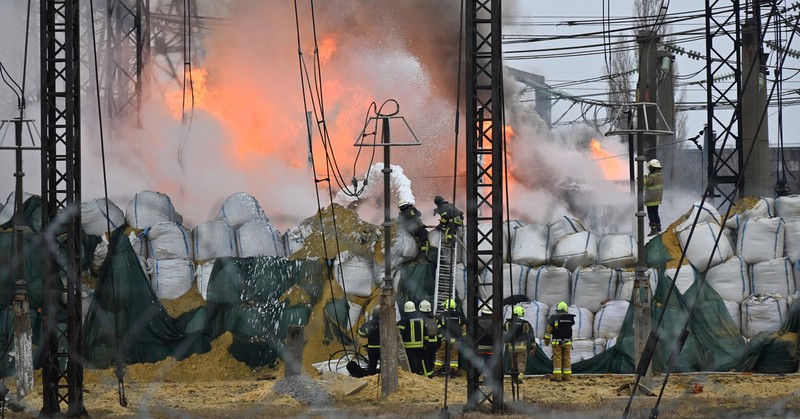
(177, 0, 195, 169)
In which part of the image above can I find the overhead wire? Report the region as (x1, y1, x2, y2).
(177, 0, 195, 169)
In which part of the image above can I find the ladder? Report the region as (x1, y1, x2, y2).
(432, 232, 458, 315)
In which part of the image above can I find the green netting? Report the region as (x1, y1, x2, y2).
(396, 251, 436, 305)
(0, 196, 42, 233)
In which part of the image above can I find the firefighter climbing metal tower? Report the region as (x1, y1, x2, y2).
(40, 0, 86, 415)
(465, 0, 506, 411)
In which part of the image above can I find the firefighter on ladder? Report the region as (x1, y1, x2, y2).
(434, 299, 465, 377)
(433, 195, 463, 244)
(544, 301, 576, 382)
(398, 200, 430, 258)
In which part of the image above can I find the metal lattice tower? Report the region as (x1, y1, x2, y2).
(105, 0, 150, 127)
(40, 0, 85, 415)
(465, 0, 505, 411)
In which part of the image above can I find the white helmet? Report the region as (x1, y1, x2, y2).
(403, 301, 416, 313)
(398, 200, 413, 210)
(419, 300, 432, 313)
(648, 159, 662, 169)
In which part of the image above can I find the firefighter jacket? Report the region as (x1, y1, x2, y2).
(644, 170, 664, 206)
(545, 312, 576, 345)
(422, 312, 439, 344)
(438, 309, 466, 343)
(476, 315, 494, 354)
(434, 202, 464, 228)
(398, 205, 425, 234)
(398, 312, 425, 349)
(358, 317, 381, 349)
(503, 316, 534, 351)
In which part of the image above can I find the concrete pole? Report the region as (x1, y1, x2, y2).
(379, 117, 399, 398)
(741, 13, 771, 197)
(284, 326, 304, 377)
(637, 32, 660, 160)
(657, 50, 676, 184)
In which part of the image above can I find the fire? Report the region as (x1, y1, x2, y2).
(318, 34, 337, 63)
(589, 138, 627, 181)
(165, 67, 212, 120)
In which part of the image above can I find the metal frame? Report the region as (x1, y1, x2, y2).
(106, 0, 149, 126)
(40, 0, 85, 415)
(465, 0, 505, 411)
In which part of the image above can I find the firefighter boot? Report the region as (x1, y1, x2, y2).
(648, 223, 658, 236)
(656, 223, 662, 233)
(549, 373, 562, 382)
(562, 374, 571, 382)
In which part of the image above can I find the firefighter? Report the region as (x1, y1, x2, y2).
(418, 299, 440, 377)
(433, 196, 463, 243)
(397, 200, 430, 258)
(644, 159, 664, 235)
(544, 301, 576, 382)
(503, 305, 536, 384)
(357, 307, 381, 375)
(435, 298, 466, 377)
(397, 301, 426, 375)
(476, 304, 494, 383)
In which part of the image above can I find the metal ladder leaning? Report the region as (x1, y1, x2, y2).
(433, 232, 458, 315)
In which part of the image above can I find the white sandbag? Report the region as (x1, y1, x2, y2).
(477, 223, 509, 265)
(593, 300, 629, 340)
(391, 227, 420, 263)
(705, 256, 750, 302)
(81, 198, 125, 236)
(236, 221, 285, 258)
(776, 194, 800, 223)
(725, 197, 775, 229)
(146, 221, 193, 259)
(480, 263, 530, 301)
(283, 226, 306, 256)
(723, 300, 741, 332)
(784, 222, 800, 263)
(598, 234, 637, 269)
(571, 266, 618, 313)
(429, 229, 465, 264)
(616, 269, 658, 302)
(678, 222, 734, 271)
(547, 216, 587, 254)
(502, 300, 549, 339)
(335, 251, 378, 298)
(193, 221, 236, 261)
(503, 220, 525, 263)
(665, 266, 696, 295)
(125, 190, 182, 229)
(195, 259, 215, 300)
(548, 304, 593, 340)
(526, 265, 571, 308)
(736, 217, 785, 264)
(741, 294, 788, 338)
(605, 336, 617, 350)
(510, 223, 548, 267)
(676, 201, 722, 232)
(0, 191, 34, 225)
(347, 300, 363, 330)
(215, 192, 269, 228)
(149, 257, 194, 300)
(750, 257, 796, 297)
(551, 231, 598, 271)
(570, 338, 606, 362)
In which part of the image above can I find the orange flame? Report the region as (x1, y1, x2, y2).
(318, 34, 337, 63)
(589, 138, 627, 180)
(165, 67, 212, 120)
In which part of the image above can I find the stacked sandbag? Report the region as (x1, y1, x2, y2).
(476, 222, 514, 264)
(678, 222, 734, 271)
(550, 231, 598, 271)
(480, 263, 530, 301)
(391, 227, 420, 263)
(593, 300, 629, 340)
(776, 194, 800, 223)
(92, 229, 149, 272)
(347, 300, 363, 330)
(675, 201, 722, 232)
(215, 192, 269, 228)
(736, 217, 785, 264)
(705, 256, 750, 302)
(616, 269, 657, 301)
(741, 294, 788, 338)
(725, 197, 774, 229)
(81, 198, 126, 236)
(784, 222, 800, 262)
(547, 216, 587, 250)
(125, 190, 182, 229)
(0, 191, 34, 225)
(750, 257, 796, 297)
(570, 266, 617, 312)
(195, 260, 215, 300)
(428, 228, 465, 264)
(570, 338, 606, 362)
(598, 234, 637, 269)
(502, 300, 549, 339)
(665, 266, 696, 295)
(548, 304, 593, 340)
(510, 223, 548, 267)
(236, 221, 285, 258)
(526, 265, 571, 308)
(146, 221, 193, 259)
(149, 257, 194, 300)
(193, 221, 236, 261)
(335, 251, 378, 298)
(723, 300, 742, 332)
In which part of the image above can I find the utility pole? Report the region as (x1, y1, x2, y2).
(637, 32, 659, 161)
(741, 5, 771, 197)
(656, 50, 675, 184)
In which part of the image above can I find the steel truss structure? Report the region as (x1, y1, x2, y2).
(105, 0, 150, 126)
(465, 0, 506, 411)
(40, 0, 85, 415)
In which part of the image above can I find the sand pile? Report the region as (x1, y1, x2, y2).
(160, 286, 206, 318)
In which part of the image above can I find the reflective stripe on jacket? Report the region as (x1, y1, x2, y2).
(644, 171, 664, 206)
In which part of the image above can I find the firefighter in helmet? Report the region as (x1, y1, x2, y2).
(397, 200, 430, 258)
(544, 301, 576, 381)
(418, 300, 439, 377)
(357, 307, 382, 375)
(435, 298, 466, 376)
(397, 301, 426, 375)
(644, 159, 664, 235)
(503, 305, 536, 383)
(433, 196, 463, 244)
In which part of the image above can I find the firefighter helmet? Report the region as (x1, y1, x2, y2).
(434, 195, 445, 206)
(648, 159, 662, 169)
(398, 200, 412, 210)
(513, 305, 524, 317)
(557, 301, 569, 312)
(372, 306, 381, 318)
(404, 301, 416, 313)
(419, 300, 432, 313)
(442, 299, 456, 310)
